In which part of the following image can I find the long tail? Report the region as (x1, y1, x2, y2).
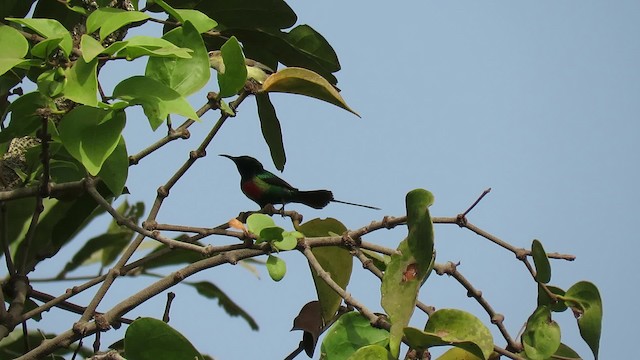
(331, 199, 380, 210)
(294, 190, 334, 209)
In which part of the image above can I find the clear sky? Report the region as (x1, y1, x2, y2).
(30, 1, 638, 359)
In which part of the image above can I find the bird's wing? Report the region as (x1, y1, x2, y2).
(258, 171, 298, 191)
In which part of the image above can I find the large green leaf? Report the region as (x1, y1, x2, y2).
(189, 281, 258, 330)
(1, 92, 53, 144)
(522, 306, 561, 360)
(63, 57, 98, 106)
(381, 189, 435, 357)
(113, 75, 199, 130)
(297, 218, 352, 324)
(195, 0, 296, 29)
(531, 239, 551, 283)
(404, 309, 494, 360)
(262, 67, 358, 116)
(58, 106, 126, 175)
(125, 318, 204, 360)
(256, 93, 285, 171)
(0, 24, 30, 76)
(146, 21, 210, 96)
(560, 281, 602, 359)
(98, 136, 128, 196)
(320, 312, 389, 360)
(215, 36, 247, 98)
(6, 18, 72, 56)
(86, 8, 150, 40)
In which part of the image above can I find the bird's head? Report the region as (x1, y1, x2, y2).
(220, 154, 265, 178)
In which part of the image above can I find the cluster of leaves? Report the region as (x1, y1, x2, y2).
(0, 0, 602, 359)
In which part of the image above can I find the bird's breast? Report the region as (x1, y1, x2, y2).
(241, 180, 263, 201)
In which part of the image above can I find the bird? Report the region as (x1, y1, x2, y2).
(208, 50, 274, 84)
(221, 155, 380, 210)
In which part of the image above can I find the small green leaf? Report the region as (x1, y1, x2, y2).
(146, 21, 209, 96)
(262, 67, 359, 116)
(80, 34, 106, 62)
(258, 226, 284, 244)
(58, 232, 131, 276)
(37, 68, 66, 97)
(189, 281, 259, 330)
(537, 284, 567, 313)
(404, 309, 493, 360)
(216, 36, 247, 98)
(273, 231, 298, 250)
(174, 9, 217, 33)
(107, 36, 193, 60)
(58, 106, 125, 175)
(246, 213, 276, 235)
(256, 93, 285, 171)
(98, 136, 128, 196)
(6, 18, 72, 56)
(553, 343, 582, 359)
(1, 92, 53, 143)
(347, 345, 394, 360)
(125, 318, 204, 360)
(113, 75, 199, 130)
(86, 8, 150, 40)
(0, 24, 30, 76)
(266, 254, 286, 281)
(320, 312, 389, 360)
(64, 56, 98, 106)
(522, 306, 561, 360)
(560, 281, 602, 359)
(297, 218, 352, 323)
(531, 239, 551, 283)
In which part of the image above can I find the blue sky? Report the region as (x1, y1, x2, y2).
(28, 1, 639, 359)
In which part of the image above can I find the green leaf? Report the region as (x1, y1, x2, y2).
(381, 189, 435, 357)
(63, 57, 98, 106)
(86, 8, 150, 40)
(537, 284, 567, 313)
(256, 93, 286, 171)
(148, 0, 184, 23)
(258, 226, 284, 244)
(58, 232, 131, 276)
(125, 318, 204, 360)
(274, 230, 300, 251)
(246, 213, 276, 234)
(113, 75, 199, 130)
(1, 92, 53, 143)
(522, 306, 561, 360)
(216, 36, 247, 98)
(195, 0, 296, 29)
(286, 25, 340, 74)
(404, 309, 494, 360)
(136, 238, 205, 271)
(37, 67, 66, 97)
(553, 343, 582, 359)
(297, 218, 352, 323)
(437, 347, 483, 360)
(531, 239, 551, 283)
(347, 345, 394, 360)
(174, 9, 217, 33)
(108, 36, 193, 60)
(58, 106, 126, 175)
(320, 312, 389, 360)
(0, 24, 30, 76)
(98, 136, 128, 196)
(266, 254, 286, 281)
(146, 21, 210, 96)
(80, 34, 106, 62)
(6, 18, 73, 56)
(262, 67, 359, 116)
(560, 281, 602, 359)
(189, 281, 258, 330)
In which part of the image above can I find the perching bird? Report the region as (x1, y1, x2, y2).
(221, 155, 380, 210)
(208, 50, 274, 84)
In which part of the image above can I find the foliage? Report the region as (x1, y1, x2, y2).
(0, 0, 602, 359)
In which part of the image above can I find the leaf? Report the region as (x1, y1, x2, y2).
(437, 347, 483, 360)
(195, 0, 296, 29)
(297, 218, 352, 323)
(80, 34, 106, 62)
(266, 254, 286, 281)
(145, 21, 210, 96)
(108, 36, 193, 60)
(273, 231, 299, 250)
(560, 281, 602, 359)
(58, 106, 126, 175)
(246, 213, 276, 234)
(86, 8, 150, 40)
(522, 306, 561, 360)
(136, 238, 205, 271)
(381, 189, 435, 357)
(0, 24, 30, 76)
(537, 284, 567, 313)
(37, 67, 66, 97)
(63, 56, 98, 106)
(404, 309, 494, 360)
(1, 92, 53, 143)
(552, 343, 582, 359)
(58, 232, 131, 277)
(256, 93, 286, 171)
(291, 301, 324, 357)
(6, 18, 72, 56)
(189, 281, 258, 330)
(125, 318, 204, 360)
(320, 312, 389, 360)
(174, 9, 217, 33)
(113, 75, 199, 130)
(531, 239, 551, 283)
(286, 25, 340, 74)
(347, 345, 394, 360)
(216, 36, 247, 98)
(98, 136, 128, 196)
(262, 67, 358, 116)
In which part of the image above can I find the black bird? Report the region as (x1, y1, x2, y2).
(221, 155, 380, 210)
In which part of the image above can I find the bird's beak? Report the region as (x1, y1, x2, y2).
(219, 154, 235, 161)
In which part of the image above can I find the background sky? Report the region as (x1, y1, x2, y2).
(28, 1, 639, 359)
